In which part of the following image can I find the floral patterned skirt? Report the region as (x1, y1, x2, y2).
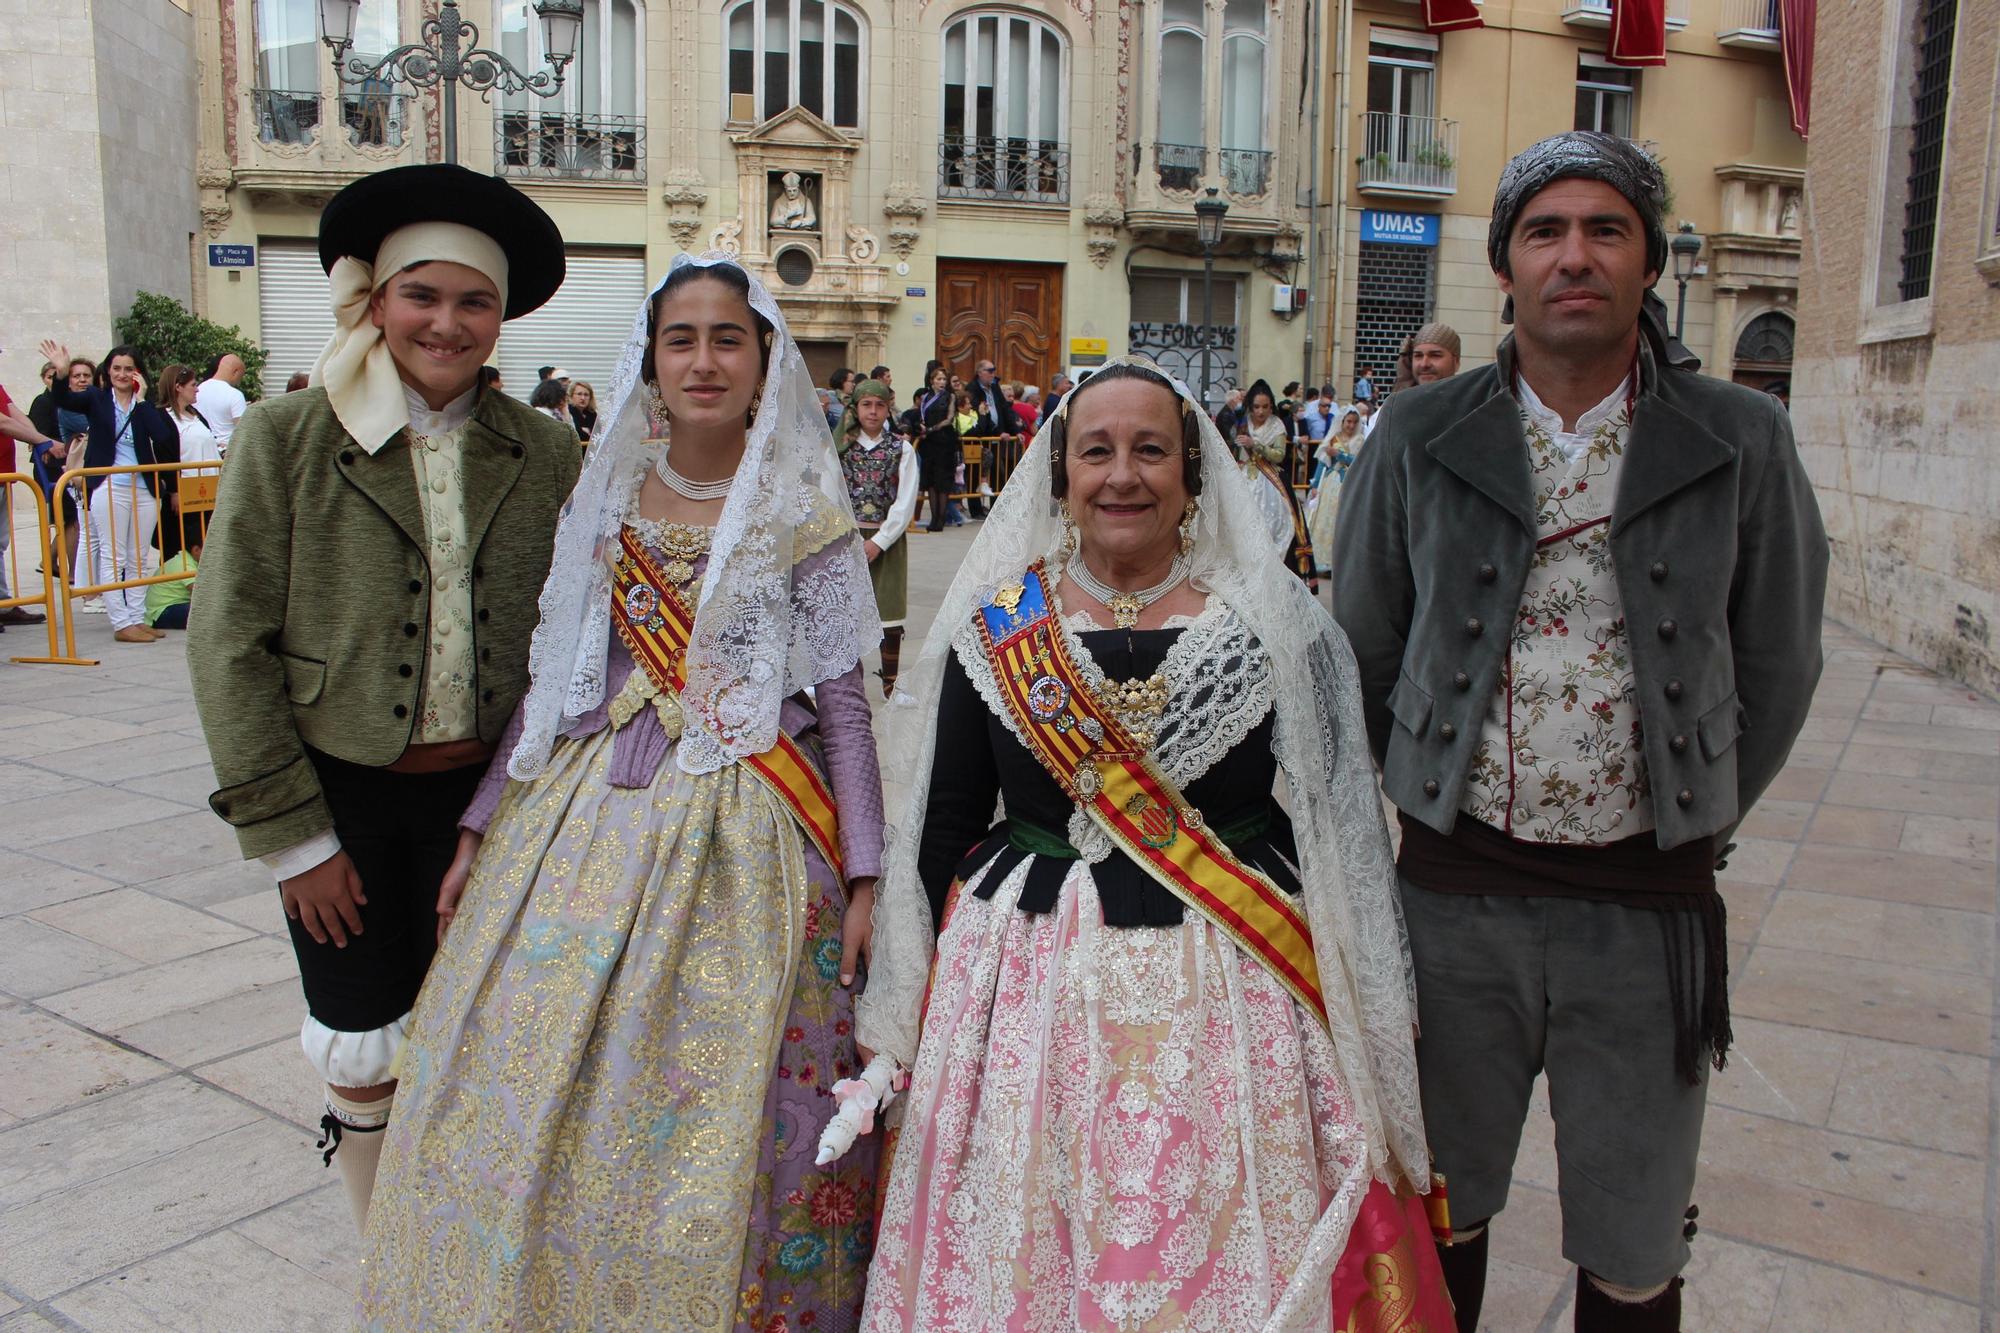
(863, 857, 1449, 1333)
(357, 724, 876, 1332)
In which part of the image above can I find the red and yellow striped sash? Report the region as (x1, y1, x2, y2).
(611, 527, 844, 878)
(975, 563, 1328, 1028)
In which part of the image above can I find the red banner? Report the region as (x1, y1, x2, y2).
(1781, 0, 1815, 137)
(1421, 0, 1483, 32)
(1607, 0, 1668, 66)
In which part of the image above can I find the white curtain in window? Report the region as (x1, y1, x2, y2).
(1220, 34, 1264, 151)
(255, 0, 319, 90)
(1160, 29, 1204, 145)
(501, 1, 640, 117)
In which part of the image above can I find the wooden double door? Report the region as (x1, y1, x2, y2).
(935, 259, 1064, 395)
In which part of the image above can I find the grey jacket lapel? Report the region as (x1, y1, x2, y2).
(1423, 369, 1538, 540)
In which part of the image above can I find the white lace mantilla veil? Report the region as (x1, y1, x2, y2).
(510, 252, 877, 780)
(854, 356, 1430, 1319)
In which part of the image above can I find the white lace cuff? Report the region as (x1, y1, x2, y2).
(300, 1012, 410, 1086)
(262, 831, 342, 884)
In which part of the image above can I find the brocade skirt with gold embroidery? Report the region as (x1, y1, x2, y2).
(357, 722, 877, 1331)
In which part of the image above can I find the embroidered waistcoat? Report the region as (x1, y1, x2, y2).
(1460, 385, 1652, 844)
(841, 437, 900, 528)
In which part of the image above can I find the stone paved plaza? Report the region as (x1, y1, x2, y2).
(0, 522, 1994, 1331)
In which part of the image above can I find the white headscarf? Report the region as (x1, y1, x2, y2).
(510, 252, 878, 780)
(312, 221, 510, 451)
(855, 358, 1430, 1304)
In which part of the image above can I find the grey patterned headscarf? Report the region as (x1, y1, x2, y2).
(1487, 130, 1698, 369)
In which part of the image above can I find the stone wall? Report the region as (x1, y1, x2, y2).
(0, 5, 114, 390)
(93, 0, 200, 321)
(1793, 0, 2000, 697)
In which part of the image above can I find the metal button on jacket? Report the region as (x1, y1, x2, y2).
(1669, 734, 1689, 754)
(403, 622, 419, 637)
(1650, 561, 1668, 582)
(1664, 678, 1683, 701)
(1438, 722, 1457, 741)
(1453, 671, 1471, 691)
(1676, 788, 1694, 808)
(1477, 563, 1497, 584)
(1658, 618, 1678, 640)
(1423, 779, 1441, 797)
(1465, 617, 1483, 638)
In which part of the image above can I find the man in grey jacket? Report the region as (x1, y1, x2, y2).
(1331, 132, 1827, 1332)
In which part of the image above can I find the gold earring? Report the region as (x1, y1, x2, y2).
(1178, 499, 1197, 557)
(747, 384, 764, 426)
(1058, 498, 1078, 562)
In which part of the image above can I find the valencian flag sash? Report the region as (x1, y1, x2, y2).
(974, 563, 1328, 1028)
(610, 527, 845, 878)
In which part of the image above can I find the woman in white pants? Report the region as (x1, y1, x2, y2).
(38, 341, 180, 643)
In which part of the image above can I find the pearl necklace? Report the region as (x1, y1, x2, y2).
(654, 451, 734, 501)
(1068, 553, 1189, 629)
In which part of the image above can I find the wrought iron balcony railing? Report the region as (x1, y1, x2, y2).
(252, 87, 412, 150)
(497, 112, 645, 182)
(1218, 148, 1273, 197)
(1718, 0, 1782, 46)
(253, 88, 322, 146)
(1355, 111, 1459, 195)
(1155, 142, 1207, 193)
(937, 135, 1070, 205)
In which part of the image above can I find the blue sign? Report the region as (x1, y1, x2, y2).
(905, 286, 927, 297)
(1360, 211, 1438, 247)
(208, 244, 256, 268)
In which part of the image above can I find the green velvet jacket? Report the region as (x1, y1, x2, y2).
(188, 385, 581, 859)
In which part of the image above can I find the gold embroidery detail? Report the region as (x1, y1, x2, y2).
(1341, 1231, 1424, 1333)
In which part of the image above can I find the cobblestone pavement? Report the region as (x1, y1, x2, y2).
(0, 524, 1993, 1331)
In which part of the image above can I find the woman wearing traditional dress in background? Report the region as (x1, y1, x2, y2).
(1306, 407, 1362, 580)
(359, 254, 887, 1332)
(1235, 378, 1316, 589)
(847, 358, 1451, 1331)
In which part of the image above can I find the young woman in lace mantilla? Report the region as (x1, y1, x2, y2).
(358, 256, 887, 1332)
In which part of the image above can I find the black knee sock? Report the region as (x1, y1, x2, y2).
(1435, 1226, 1489, 1333)
(878, 627, 903, 692)
(1575, 1271, 1683, 1333)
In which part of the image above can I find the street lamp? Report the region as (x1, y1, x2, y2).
(1194, 186, 1229, 410)
(319, 0, 583, 165)
(1670, 220, 1704, 342)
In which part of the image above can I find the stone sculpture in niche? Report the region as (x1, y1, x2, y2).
(770, 171, 819, 231)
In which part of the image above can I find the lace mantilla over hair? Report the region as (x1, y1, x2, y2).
(856, 354, 1430, 1328)
(511, 253, 877, 779)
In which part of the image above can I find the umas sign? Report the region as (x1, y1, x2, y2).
(1360, 211, 1439, 247)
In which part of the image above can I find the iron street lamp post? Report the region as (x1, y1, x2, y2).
(1670, 220, 1704, 343)
(318, 0, 583, 165)
(1194, 187, 1229, 410)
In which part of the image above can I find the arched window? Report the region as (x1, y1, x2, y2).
(1219, 0, 1268, 193)
(498, 0, 644, 179)
(939, 10, 1070, 203)
(1735, 311, 1795, 368)
(726, 0, 865, 130)
(252, 0, 401, 147)
(1157, 0, 1205, 189)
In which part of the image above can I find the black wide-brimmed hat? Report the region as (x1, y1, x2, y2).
(318, 164, 565, 320)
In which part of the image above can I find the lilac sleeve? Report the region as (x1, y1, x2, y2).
(816, 662, 885, 881)
(461, 699, 528, 835)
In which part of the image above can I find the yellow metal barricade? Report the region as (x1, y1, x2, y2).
(47, 460, 224, 665)
(0, 471, 84, 665)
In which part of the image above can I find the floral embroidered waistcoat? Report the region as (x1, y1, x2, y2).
(1460, 379, 1653, 844)
(408, 423, 478, 743)
(840, 437, 899, 528)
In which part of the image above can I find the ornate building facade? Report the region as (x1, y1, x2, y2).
(190, 0, 1315, 404)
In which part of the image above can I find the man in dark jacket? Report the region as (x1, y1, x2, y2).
(1331, 132, 1827, 1332)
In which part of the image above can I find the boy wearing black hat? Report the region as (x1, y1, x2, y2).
(188, 164, 581, 1233)
(1332, 132, 1827, 1330)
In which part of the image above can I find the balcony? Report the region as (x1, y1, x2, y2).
(1218, 148, 1274, 198)
(1155, 142, 1207, 194)
(252, 88, 412, 150)
(1562, 0, 1689, 29)
(1355, 112, 1458, 198)
(937, 135, 1071, 205)
(1718, 0, 1782, 48)
(496, 113, 645, 183)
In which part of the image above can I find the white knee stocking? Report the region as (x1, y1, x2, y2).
(320, 1087, 394, 1234)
